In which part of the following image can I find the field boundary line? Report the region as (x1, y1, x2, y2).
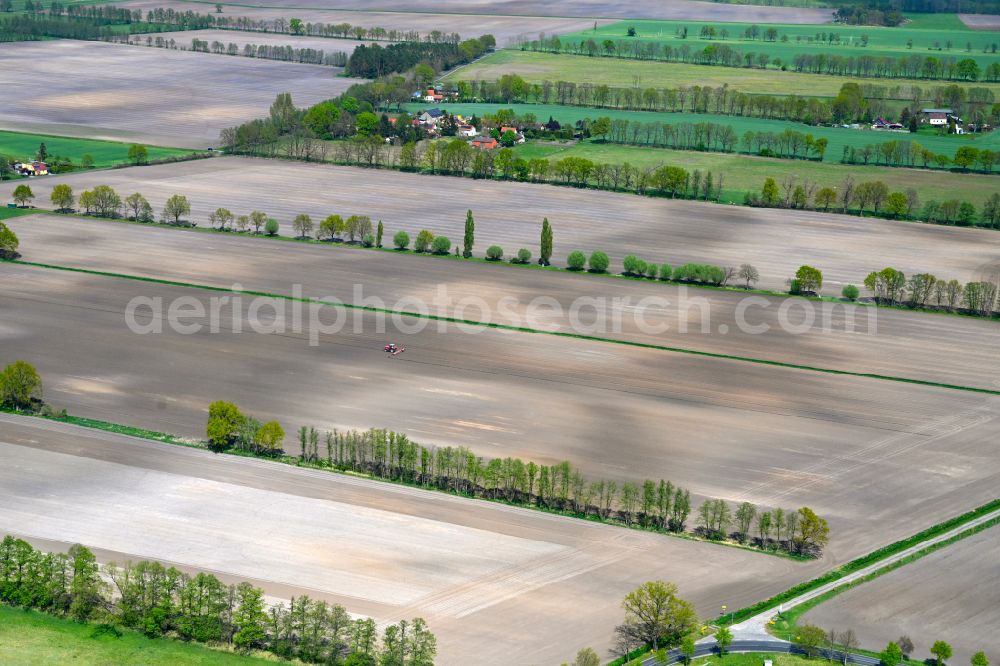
(8, 258, 1000, 397)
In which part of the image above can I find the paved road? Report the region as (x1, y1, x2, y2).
(641, 640, 881, 665)
(639, 505, 1000, 665)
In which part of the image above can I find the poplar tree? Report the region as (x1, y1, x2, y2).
(540, 217, 553, 265)
(463, 209, 474, 258)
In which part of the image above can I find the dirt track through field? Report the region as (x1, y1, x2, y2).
(0, 41, 360, 148)
(0, 413, 815, 665)
(7, 214, 1000, 391)
(7, 157, 999, 295)
(3, 262, 999, 567)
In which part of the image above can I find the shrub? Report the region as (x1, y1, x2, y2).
(659, 264, 672, 280)
(414, 229, 434, 252)
(673, 263, 725, 285)
(515, 248, 531, 264)
(622, 255, 646, 276)
(588, 251, 610, 273)
(567, 250, 586, 270)
(789, 278, 803, 295)
(0, 360, 42, 411)
(264, 218, 279, 236)
(485, 245, 504, 260)
(842, 284, 860, 301)
(644, 263, 658, 279)
(393, 230, 410, 250)
(431, 235, 451, 255)
(0, 222, 19, 259)
(362, 233, 375, 248)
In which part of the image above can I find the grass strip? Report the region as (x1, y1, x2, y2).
(14, 209, 1000, 325)
(10, 258, 1000, 397)
(769, 514, 1000, 643)
(719, 498, 1000, 625)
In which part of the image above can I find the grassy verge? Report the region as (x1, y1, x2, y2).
(11, 208, 1000, 327)
(0, 130, 197, 169)
(0, 604, 276, 665)
(0, 206, 39, 221)
(10, 256, 1000, 396)
(718, 499, 1000, 626)
(769, 514, 1000, 651)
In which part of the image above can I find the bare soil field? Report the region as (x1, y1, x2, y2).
(0, 41, 358, 148)
(118, 1, 617, 45)
(959, 13, 1000, 29)
(8, 157, 1000, 295)
(0, 414, 815, 665)
(8, 214, 1000, 391)
(2, 263, 999, 568)
(157, 0, 834, 22)
(802, 525, 1000, 665)
(125, 29, 368, 55)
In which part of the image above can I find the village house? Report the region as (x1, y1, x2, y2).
(499, 126, 525, 143)
(921, 108, 960, 126)
(470, 136, 498, 150)
(13, 161, 48, 176)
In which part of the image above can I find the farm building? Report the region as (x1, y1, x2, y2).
(921, 108, 958, 126)
(471, 136, 498, 150)
(13, 161, 48, 176)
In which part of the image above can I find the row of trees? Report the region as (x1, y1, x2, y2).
(458, 76, 995, 123)
(18, 183, 191, 225)
(345, 35, 493, 78)
(517, 35, 996, 82)
(125, 34, 348, 66)
(0, 535, 435, 665)
(864, 267, 999, 316)
(843, 139, 1000, 173)
(206, 404, 830, 557)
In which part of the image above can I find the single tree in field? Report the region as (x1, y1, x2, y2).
(715, 626, 733, 656)
(0, 222, 19, 259)
(840, 629, 859, 665)
(249, 210, 268, 234)
(254, 420, 284, 453)
(738, 263, 759, 289)
(35, 142, 47, 162)
(880, 641, 903, 666)
(794, 507, 830, 554)
(50, 183, 74, 211)
(971, 652, 989, 666)
(898, 636, 915, 660)
(815, 187, 837, 211)
(393, 230, 410, 250)
(680, 635, 696, 664)
(0, 360, 42, 410)
(540, 217, 553, 265)
(12, 184, 33, 207)
(463, 209, 475, 257)
(794, 624, 827, 657)
(161, 194, 191, 225)
(932, 641, 953, 666)
(734, 501, 756, 543)
(376, 220, 383, 247)
(415, 229, 434, 252)
(264, 218, 279, 236)
(124, 193, 152, 221)
(289, 17, 304, 34)
(795, 265, 823, 293)
(209, 207, 233, 230)
(292, 213, 313, 238)
(761, 177, 780, 205)
(206, 400, 243, 450)
(617, 580, 697, 651)
(572, 647, 600, 666)
(81, 154, 94, 169)
(232, 583, 267, 653)
(127, 143, 149, 165)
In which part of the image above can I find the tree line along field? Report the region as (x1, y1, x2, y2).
(403, 102, 1000, 163)
(555, 18, 1000, 70)
(445, 50, 1000, 97)
(0, 130, 194, 169)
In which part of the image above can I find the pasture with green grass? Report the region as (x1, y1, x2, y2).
(0, 605, 275, 665)
(506, 139, 1000, 206)
(556, 17, 1000, 69)
(446, 50, 1000, 98)
(0, 130, 194, 169)
(406, 102, 1000, 163)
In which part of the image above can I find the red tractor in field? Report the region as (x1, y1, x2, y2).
(384, 343, 405, 356)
